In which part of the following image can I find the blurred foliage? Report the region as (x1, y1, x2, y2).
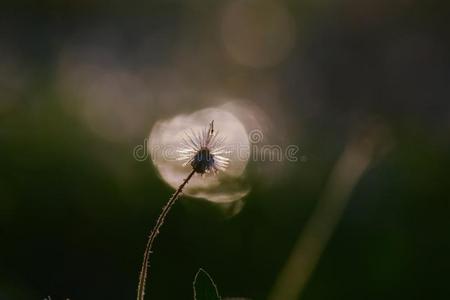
(1, 0, 450, 299)
(193, 269, 220, 300)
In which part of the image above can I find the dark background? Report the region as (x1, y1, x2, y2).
(1, 0, 449, 299)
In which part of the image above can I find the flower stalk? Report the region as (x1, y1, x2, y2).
(137, 120, 229, 300)
(137, 169, 195, 300)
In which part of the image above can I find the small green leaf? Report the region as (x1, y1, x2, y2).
(193, 268, 221, 300)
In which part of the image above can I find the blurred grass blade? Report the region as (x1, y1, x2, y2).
(269, 121, 392, 300)
(193, 268, 221, 300)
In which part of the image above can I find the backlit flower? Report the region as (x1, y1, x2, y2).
(177, 121, 230, 174)
(148, 106, 250, 203)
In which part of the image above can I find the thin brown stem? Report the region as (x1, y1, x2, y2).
(137, 169, 196, 300)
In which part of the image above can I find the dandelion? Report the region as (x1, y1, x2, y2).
(177, 120, 230, 174)
(137, 120, 229, 300)
(149, 106, 250, 203)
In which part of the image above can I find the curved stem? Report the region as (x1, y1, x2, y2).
(137, 169, 196, 300)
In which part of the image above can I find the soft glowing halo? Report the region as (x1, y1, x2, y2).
(148, 107, 250, 203)
(221, 0, 296, 68)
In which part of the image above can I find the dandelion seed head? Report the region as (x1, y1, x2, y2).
(149, 107, 250, 203)
(177, 120, 230, 174)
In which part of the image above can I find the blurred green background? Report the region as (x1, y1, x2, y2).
(1, 0, 449, 299)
